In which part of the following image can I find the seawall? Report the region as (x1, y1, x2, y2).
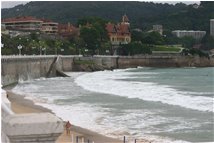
(1, 55, 59, 87)
(1, 55, 214, 86)
(117, 55, 214, 68)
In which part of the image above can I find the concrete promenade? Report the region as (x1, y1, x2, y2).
(1, 88, 64, 143)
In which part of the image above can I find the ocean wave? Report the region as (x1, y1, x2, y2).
(37, 102, 192, 143)
(75, 70, 213, 112)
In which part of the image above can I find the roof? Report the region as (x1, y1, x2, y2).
(2, 16, 43, 23)
(106, 23, 130, 35)
(58, 23, 77, 30)
(58, 23, 79, 37)
(172, 30, 206, 33)
(122, 14, 129, 23)
(106, 23, 116, 33)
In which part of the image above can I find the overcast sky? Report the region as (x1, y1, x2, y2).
(1, 1, 200, 9)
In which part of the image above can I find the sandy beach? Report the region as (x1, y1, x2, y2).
(6, 90, 122, 143)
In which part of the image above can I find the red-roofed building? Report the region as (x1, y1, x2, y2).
(2, 16, 43, 31)
(40, 18, 58, 35)
(2, 16, 59, 35)
(106, 14, 131, 46)
(58, 23, 79, 39)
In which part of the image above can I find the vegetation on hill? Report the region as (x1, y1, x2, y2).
(1, 1, 214, 56)
(2, 1, 214, 31)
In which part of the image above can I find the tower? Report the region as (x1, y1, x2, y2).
(210, 19, 214, 37)
(121, 14, 130, 25)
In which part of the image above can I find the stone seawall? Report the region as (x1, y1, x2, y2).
(2, 55, 213, 86)
(117, 56, 214, 68)
(1, 56, 58, 87)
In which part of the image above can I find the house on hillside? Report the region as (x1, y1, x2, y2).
(58, 23, 79, 39)
(2, 16, 43, 32)
(40, 19, 58, 35)
(2, 16, 59, 36)
(106, 14, 131, 54)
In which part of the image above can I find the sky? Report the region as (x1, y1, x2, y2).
(1, 1, 200, 9)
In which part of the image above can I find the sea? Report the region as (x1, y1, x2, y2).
(12, 67, 214, 143)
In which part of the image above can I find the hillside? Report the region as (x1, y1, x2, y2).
(1, 1, 214, 32)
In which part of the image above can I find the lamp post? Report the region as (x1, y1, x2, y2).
(32, 47, 36, 55)
(61, 48, 64, 55)
(106, 50, 109, 55)
(42, 48, 46, 55)
(40, 46, 42, 55)
(96, 44, 99, 55)
(17, 45, 22, 56)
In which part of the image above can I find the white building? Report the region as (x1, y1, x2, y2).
(210, 19, 214, 37)
(153, 25, 163, 35)
(172, 30, 206, 40)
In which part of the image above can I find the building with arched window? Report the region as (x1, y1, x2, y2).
(106, 15, 131, 46)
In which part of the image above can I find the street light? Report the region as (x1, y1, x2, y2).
(42, 48, 46, 55)
(17, 45, 22, 55)
(106, 50, 109, 55)
(61, 48, 64, 55)
(39, 46, 42, 55)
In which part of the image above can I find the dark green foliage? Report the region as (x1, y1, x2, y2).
(1, 34, 76, 55)
(201, 35, 214, 50)
(2, 1, 213, 31)
(142, 32, 164, 45)
(131, 30, 143, 42)
(78, 17, 108, 41)
(162, 30, 180, 45)
(78, 17, 109, 55)
(80, 27, 99, 55)
(179, 36, 196, 49)
(181, 48, 209, 57)
(118, 42, 152, 56)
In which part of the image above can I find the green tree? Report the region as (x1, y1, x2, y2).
(119, 42, 152, 55)
(142, 32, 164, 45)
(54, 40, 63, 55)
(201, 35, 214, 50)
(131, 30, 143, 42)
(179, 36, 196, 49)
(80, 27, 100, 55)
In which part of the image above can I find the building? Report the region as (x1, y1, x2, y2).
(1, 23, 9, 35)
(172, 30, 206, 40)
(106, 14, 131, 46)
(2, 16, 43, 31)
(210, 19, 214, 37)
(192, 3, 199, 9)
(2, 16, 59, 35)
(41, 19, 58, 35)
(153, 25, 163, 35)
(58, 23, 79, 39)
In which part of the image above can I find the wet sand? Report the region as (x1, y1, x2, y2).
(6, 91, 122, 143)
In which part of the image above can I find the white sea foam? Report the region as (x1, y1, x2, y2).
(75, 70, 213, 112)
(37, 102, 192, 143)
(10, 70, 213, 143)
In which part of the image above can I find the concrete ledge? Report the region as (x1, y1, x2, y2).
(2, 113, 64, 143)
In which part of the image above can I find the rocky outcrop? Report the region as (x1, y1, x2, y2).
(72, 63, 107, 72)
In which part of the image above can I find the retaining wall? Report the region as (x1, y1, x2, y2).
(1, 56, 57, 86)
(2, 55, 213, 86)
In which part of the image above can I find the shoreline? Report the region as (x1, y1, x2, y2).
(6, 90, 123, 143)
